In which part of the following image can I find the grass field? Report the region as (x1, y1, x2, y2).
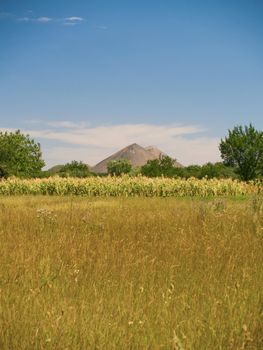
(0, 196, 262, 349)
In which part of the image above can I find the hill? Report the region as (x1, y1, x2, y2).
(47, 165, 64, 174)
(145, 146, 183, 168)
(92, 143, 182, 173)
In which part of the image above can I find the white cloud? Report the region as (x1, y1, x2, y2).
(21, 124, 205, 148)
(63, 16, 84, 26)
(1, 13, 85, 26)
(46, 121, 88, 128)
(25, 119, 89, 129)
(65, 16, 84, 22)
(43, 147, 98, 167)
(36, 17, 52, 23)
(0, 123, 221, 167)
(16, 16, 53, 23)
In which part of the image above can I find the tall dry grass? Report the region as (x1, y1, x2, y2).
(0, 196, 262, 349)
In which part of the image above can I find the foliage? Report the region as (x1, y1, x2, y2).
(58, 161, 90, 178)
(182, 165, 202, 179)
(219, 124, 263, 180)
(129, 166, 142, 176)
(0, 196, 262, 349)
(140, 159, 161, 177)
(0, 176, 261, 197)
(0, 130, 45, 178)
(141, 157, 237, 180)
(107, 159, 132, 176)
(181, 162, 238, 179)
(141, 156, 178, 177)
(200, 162, 238, 179)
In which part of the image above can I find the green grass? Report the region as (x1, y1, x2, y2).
(0, 196, 262, 349)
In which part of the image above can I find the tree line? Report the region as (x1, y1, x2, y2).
(0, 124, 262, 181)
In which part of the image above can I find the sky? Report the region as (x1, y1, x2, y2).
(0, 0, 263, 167)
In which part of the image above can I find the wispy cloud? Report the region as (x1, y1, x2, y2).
(36, 17, 53, 23)
(18, 16, 53, 23)
(63, 16, 84, 26)
(46, 121, 87, 128)
(0, 122, 221, 167)
(0, 12, 84, 26)
(65, 16, 83, 22)
(22, 123, 205, 147)
(25, 120, 88, 128)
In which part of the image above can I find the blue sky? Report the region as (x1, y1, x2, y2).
(0, 0, 262, 167)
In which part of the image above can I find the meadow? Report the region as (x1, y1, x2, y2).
(0, 195, 262, 349)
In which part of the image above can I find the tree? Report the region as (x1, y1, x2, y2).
(0, 130, 45, 178)
(141, 156, 180, 177)
(200, 162, 238, 179)
(182, 165, 202, 179)
(159, 156, 177, 177)
(219, 124, 263, 180)
(107, 159, 132, 176)
(141, 159, 161, 177)
(58, 161, 90, 178)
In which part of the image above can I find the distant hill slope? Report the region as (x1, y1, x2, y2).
(47, 165, 64, 174)
(145, 146, 183, 168)
(92, 143, 183, 173)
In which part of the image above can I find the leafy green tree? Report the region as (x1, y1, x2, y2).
(200, 162, 238, 179)
(141, 156, 180, 177)
(219, 124, 263, 180)
(0, 130, 45, 178)
(141, 159, 161, 177)
(59, 161, 90, 178)
(159, 156, 176, 176)
(183, 165, 202, 179)
(107, 159, 132, 176)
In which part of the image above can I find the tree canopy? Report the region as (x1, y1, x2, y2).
(141, 156, 180, 177)
(219, 124, 263, 180)
(107, 159, 132, 176)
(0, 130, 45, 178)
(58, 161, 90, 178)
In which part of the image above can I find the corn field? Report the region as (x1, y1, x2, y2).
(0, 176, 261, 197)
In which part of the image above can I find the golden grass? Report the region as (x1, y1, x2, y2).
(0, 196, 262, 349)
